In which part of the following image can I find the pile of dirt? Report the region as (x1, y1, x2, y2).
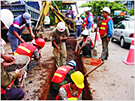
(4, 64, 25, 72)
(21, 41, 55, 100)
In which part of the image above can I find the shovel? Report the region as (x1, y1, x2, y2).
(84, 61, 104, 77)
(92, 27, 99, 58)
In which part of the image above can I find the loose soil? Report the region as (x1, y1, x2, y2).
(4, 64, 25, 72)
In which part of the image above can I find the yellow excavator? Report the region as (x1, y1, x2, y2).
(35, 1, 78, 33)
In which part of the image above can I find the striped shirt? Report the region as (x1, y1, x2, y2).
(8, 15, 30, 36)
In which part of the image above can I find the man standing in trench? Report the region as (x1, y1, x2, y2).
(97, 7, 113, 61)
(51, 22, 70, 67)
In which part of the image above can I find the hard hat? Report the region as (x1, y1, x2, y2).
(1, 9, 14, 29)
(32, 38, 45, 48)
(84, 7, 92, 12)
(68, 60, 77, 70)
(57, 22, 66, 32)
(101, 7, 111, 14)
(81, 30, 89, 36)
(71, 71, 84, 89)
(23, 12, 31, 23)
(81, 15, 85, 19)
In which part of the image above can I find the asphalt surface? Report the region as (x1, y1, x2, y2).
(85, 31, 134, 100)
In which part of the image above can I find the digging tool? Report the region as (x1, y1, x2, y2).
(92, 27, 99, 58)
(84, 61, 104, 77)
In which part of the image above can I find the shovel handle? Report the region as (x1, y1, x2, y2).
(94, 27, 99, 48)
(84, 61, 104, 77)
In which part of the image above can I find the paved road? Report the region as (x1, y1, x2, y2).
(86, 32, 134, 100)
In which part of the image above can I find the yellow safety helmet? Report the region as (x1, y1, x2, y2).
(71, 71, 84, 89)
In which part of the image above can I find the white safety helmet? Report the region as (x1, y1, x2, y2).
(101, 7, 111, 14)
(1, 9, 14, 29)
(57, 22, 66, 32)
(81, 30, 89, 36)
(84, 7, 92, 12)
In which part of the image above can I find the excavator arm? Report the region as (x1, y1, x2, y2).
(35, 1, 76, 32)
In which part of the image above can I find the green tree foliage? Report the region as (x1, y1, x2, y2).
(80, 1, 127, 16)
(127, 9, 134, 16)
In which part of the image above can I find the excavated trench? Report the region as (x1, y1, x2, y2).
(40, 37, 93, 100)
(2, 28, 93, 100)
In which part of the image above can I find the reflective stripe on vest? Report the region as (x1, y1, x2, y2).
(99, 18, 111, 36)
(18, 45, 31, 53)
(100, 27, 105, 30)
(54, 73, 62, 78)
(14, 43, 37, 58)
(54, 67, 68, 78)
(51, 66, 73, 83)
(14, 52, 19, 55)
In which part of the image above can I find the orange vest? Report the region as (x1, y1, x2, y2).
(55, 84, 82, 100)
(14, 43, 37, 58)
(85, 13, 94, 28)
(83, 36, 94, 48)
(99, 18, 111, 36)
(51, 66, 73, 83)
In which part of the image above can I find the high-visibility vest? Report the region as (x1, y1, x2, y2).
(85, 13, 94, 28)
(83, 18, 87, 27)
(55, 84, 82, 100)
(51, 66, 73, 83)
(82, 36, 94, 48)
(99, 18, 112, 36)
(14, 43, 37, 58)
(1, 88, 6, 94)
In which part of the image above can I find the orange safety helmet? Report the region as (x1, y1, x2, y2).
(32, 38, 45, 48)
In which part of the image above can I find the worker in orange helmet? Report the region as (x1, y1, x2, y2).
(14, 38, 45, 70)
(55, 71, 84, 100)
